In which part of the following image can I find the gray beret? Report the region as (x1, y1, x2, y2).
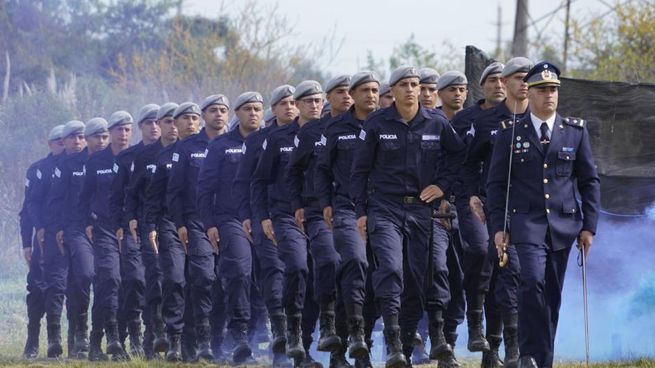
(62, 120, 85, 138)
(84, 117, 109, 136)
(437, 71, 468, 90)
(349, 71, 380, 90)
(389, 66, 420, 86)
(293, 80, 324, 100)
(137, 104, 160, 124)
(270, 85, 295, 106)
(379, 83, 391, 96)
(419, 68, 440, 85)
(234, 91, 264, 110)
(200, 94, 230, 111)
(501, 57, 533, 77)
(325, 75, 350, 94)
(173, 102, 201, 119)
(48, 124, 65, 141)
(157, 102, 179, 120)
(108, 111, 134, 129)
(479, 62, 505, 85)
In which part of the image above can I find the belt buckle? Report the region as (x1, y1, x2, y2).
(402, 196, 417, 204)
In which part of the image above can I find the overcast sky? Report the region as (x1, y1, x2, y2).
(183, 0, 608, 74)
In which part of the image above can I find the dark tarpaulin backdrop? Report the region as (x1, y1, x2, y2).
(464, 46, 655, 215)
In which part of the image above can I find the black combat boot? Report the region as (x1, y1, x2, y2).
(143, 327, 157, 360)
(270, 308, 287, 354)
(151, 305, 168, 353)
(428, 310, 453, 361)
(166, 334, 183, 362)
(74, 313, 89, 358)
(438, 328, 461, 368)
(46, 319, 63, 358)
(467, 293, 490, 352)
(105, 319, 128, 359)
(503, 314, 519, 368)
(231, 322, 254, 364)
(127, 319, 144, 357)
(22, 321, 40, 359)
(347, 304, 369, 360)
(286, 312, 305, 360)
(330, 339, 353, 368)
(88, 329, 109, 361)
(317, 301, 341, 353)
(195, 319, 214, 361)
(383, 314, 407, 368)
(482, 314, 504, 368)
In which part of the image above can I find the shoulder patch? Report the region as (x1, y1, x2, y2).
(500, 119, 514, 130)
(359, 129, 366, 141)
(113, 163, 119, 173)
(563, 117, 585, 128)
(262, 139, 268, 151)
(241, 142, 247, 155)
(294, 135, 300, 147)
(172, 153, 179, 162)
(36, 168, 42, 180)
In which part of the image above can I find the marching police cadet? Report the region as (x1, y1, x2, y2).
(197, 92, 264, 364)
(124, 102, 179, 360)
(251, 80, 328, 363)
(314, 71, 381, 368)
(42, 120, 89, 358)
(437, 71, 468, 120)
(419, 67, 440, 109)
(79, 111, 135, 360)
(487, 61, 600, 368)
(451, 62, 505, 134)
(108, 104, 161, 359)
(379, 82, 394, 109)
(167, 100, 224, 361)
(85, 119, 110, 154)
(463, 57, 534, 368)
(233, 85, 295, 367)
(19, 125, 65, 359)
(350, 66, 463, 368)
(325, 75, 353, 117)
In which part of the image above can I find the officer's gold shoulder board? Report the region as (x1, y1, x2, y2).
(500, 119, 514, 129)
(563, 117, 585, 128)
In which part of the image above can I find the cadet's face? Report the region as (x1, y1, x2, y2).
(49, 139, 65, 155)
(528, 85, 559, 116)
(502, 73, 529, 100)
(391, 77, 420, 107)
(351, 82, 380, 114)
(236, 102, 264, 133)
(438, 85, 467, 111)
(157, 117, 178, 142)
(326, 87, 352, 114)
(202, 105, 229, 131)
(139, 119, 161, 142)
(272, 96, 297, 124)
(419, 84, 438, 109)
(482, 74, 505, 104)
(64, 133, 86, 154)
(86, 131, 109, 153)
(379, 92, 395, 108)
(110, 124, 132, 148)
(174, 113, 200, 140)
(298, 94, 324, 122)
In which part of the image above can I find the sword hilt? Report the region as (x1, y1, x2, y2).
(499, 241, 509, 268)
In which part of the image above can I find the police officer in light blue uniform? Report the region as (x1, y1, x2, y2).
(197, 92, 263, 364)
(20, 125, 65, 359)
(233, 85, 296, 367)
(350, 66, 463, 368)
(487, 61, 600, 368)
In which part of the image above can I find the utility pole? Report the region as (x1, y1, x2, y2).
(496, 5, 503, 60)
(512, 0, 529, 57)
(563, 0, 572, 72)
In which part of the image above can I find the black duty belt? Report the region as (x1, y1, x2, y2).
(387, 195, 426, 205)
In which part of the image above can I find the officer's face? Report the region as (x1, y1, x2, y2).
(139, 118, 161, 143)
(419, 84, 438, 109)
(326, 87, 352, 114)
(298, 94, 324, 122)
(86, 131, 109, 153)
(502, 73, 529, 100)
(438, 85, 467, 111)
(110, 124, 133, 149)
(202, 104, 229, 132)
(236, 102, 264, 134)
(64, 133, 86, 154)
(157, 117, 178, 142)
(482, 74, 505, 104)
(391, 77, 420, 107)
(272, 96, 297, 124)
(49, 139, 65, 155)
(174, 113, 200, 140)
(528, 85, 559, 116)
(379, 92, 395, 108)
(351, 82, 379, 114)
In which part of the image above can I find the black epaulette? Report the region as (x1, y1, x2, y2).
(500, 119, 514, 129)
(563, 117, 585, 128)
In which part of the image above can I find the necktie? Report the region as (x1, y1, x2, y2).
(540, 122, 550, 150)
